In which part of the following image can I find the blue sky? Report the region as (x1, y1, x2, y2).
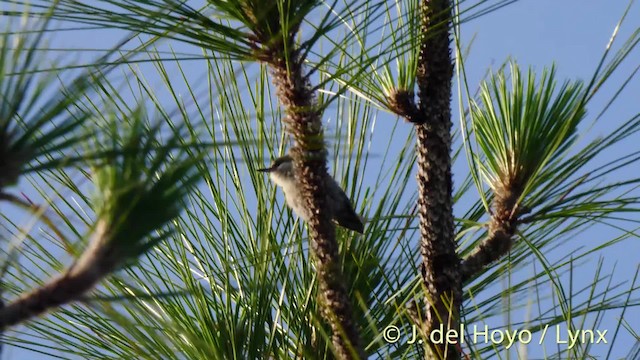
(456, 1, 640, 358)
(2, 0, 639, 359)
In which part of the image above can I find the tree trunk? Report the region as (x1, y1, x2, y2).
(415, 0, 462, 358)
(268, 50, 365, 359)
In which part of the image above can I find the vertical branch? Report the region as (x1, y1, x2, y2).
(267, 47, 365, 360)
(415, 0, 461, 358)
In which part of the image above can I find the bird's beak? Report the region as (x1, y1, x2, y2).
(257, 166, 272, 173)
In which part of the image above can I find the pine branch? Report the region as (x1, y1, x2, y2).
(414, 0, 462, 358)
(0, 221, 117, 330)
(260, 10, 365, 360)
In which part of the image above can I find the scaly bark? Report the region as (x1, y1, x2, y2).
(461, 182, 524, 282)
(267, 49, 365, 360)
(415, 0, 462, 358)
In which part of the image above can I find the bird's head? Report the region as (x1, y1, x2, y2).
(257, 155, 295, 186)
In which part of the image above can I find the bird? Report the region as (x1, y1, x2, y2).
(258, 154, 364, 233)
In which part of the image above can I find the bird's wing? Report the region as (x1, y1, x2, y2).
(329, 179, 364, 234)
